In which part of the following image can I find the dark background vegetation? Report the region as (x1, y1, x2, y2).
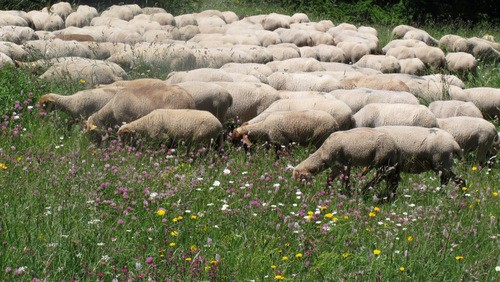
(0, 0, 498, 26)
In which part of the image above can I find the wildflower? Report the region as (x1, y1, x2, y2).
(471, 166, 477, 171)
(170, 231, 178, 237)
(213, 180, 221, 187)
(185, 257, 192, 262)
(223, 168, 231, 175)
(455, 255, 464, 261)
(369, 212, 376, 217)
(373, 249, 381, 256)
(295, 253, 303, 259)
(342, 215, 348, 220)
(145, 257, 153, 264)
(156, 208, 166, 216)
(275, 275, 285, 280)
(495, 266, 500, 272)
(493, 192, 498, 197)
(271, 265, 277, 269)
(320, 206, 327, 211)
(79, 79, 86, 84)
(173, 216, 183, 223)
(373, 207, 380, 212)
(462, 187, 467, 191)
(191, 214, 198, 220)
(169, 242, 176, 247)
(210, 260, 218, 265)
(407, 236, 413, 242)
(190, 245, 198, 252)
(399, 266, 405, 272)
(0, 163, 7, 170)
(342, 252, 349, 258)
(324, 213, 333, 219)
(282, 256, 289, 261)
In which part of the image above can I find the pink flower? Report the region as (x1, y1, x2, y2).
(145, 257, 153, 264)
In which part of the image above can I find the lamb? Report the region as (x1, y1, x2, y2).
(353, 103, 438, 128)
(376, 126, 465, 187)
(231, 110, 341, 150)
(353, 55, 401, 73)
(85, 82, 196, 134)
(293, 127, 400, 197)
(214, 81, 280, 124)
(326, 88, 419, 113)
(39, 57, 127, 86)
(428, 100, 483, 119)
(450, 87, 500, 119)
(445, 52, 477, 75)
(246, 97, 354, 130)
(174, 81, 233, 124)
(39, 87, 120, 122)
(117, 109, 223, 150)
(436, 117, 498, 164)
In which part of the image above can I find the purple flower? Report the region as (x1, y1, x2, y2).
(145, 257, 153, 264)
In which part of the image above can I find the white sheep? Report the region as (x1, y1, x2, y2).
(293, 127, 400, 197)
(326, 88, 419, 113)
(266, 57, 325, 73)
(391, 25, 416, 38)
(117, 109, 223, 149)
(353, 54, 401, 73)
(246, 97, 354, 130)
(0, 26, 38, 44)
(231, 110, 340, 150)
(262, 13, 291, 31)
(268, 72, 342, 92)
(336, 41, 371, 64)
(314, 44, 346, 63)
(86, 82, 196, 134)
(353, 103, 438, 128)
(214, 81, 280, 124)
(277, 90, 325, 99)
(174, 81, 233, 124)
(339, 74, 411, 92)
(403, 29, 438, 46)
(377, 126, 464, 187)
(382, 39, 427, 54)
(398, 58, 426, 75)
(0, 52, 14, 67)
(0, 12, 30, 27)
(0, 41, 28, 60)
(437, 117, 498, 164)
(65, 5, 99, 28)
(23, 39, 93, 59)
(266, 43, 301, 60)
(428, 100, 483, 119)
(445, 52, 477, 75)
(38, 57, 127, 86)
(166, 68, 261, 84)
(274, 28, 312, 47)
(50, 2, 73, 20)
(450, 87, 500, 119)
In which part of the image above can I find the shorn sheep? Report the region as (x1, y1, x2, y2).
(377, 126, 465, 187)
(231, 110, 340, 153)
(117, 109, 223, 150)
(293, 127, 400, 199)
(86, 82, 196, 138)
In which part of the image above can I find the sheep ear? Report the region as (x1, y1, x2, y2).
(39, 94, 55, 104)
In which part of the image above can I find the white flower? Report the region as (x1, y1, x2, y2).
(221, 204, 230, 211)
(223, 168, 231, 175)
(495, 266, 500, 272)
(213, 180, 221, 187)
(149, 192, 158, 199)
(273, 183, 280, 188)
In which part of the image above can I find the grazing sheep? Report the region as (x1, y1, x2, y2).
(174, 81, 233, 124)
(22, 39, 93, 59)
(220, 62, 274, 79)
(314, 44, 346, 63)
(266, 57, 325, 73)
(326, 88, 419, 113)
(353, 103, 438, 128)
(445, 52, 477, 75)
(391, 25, 416, 39)
(262, 13, 291, 31)
(377, 126, 464, 187)
(353, 55, 401, 73)
(0, 26, 38, 44)
(86, 82, 196, 134)
(412, 46, 446, 69)
(336, 41, 371, 64)
(274, 28, 312, 47)
(438, 34, 465, 51)
(247, 97, 354, 130)
(340, 74, 411, 92)
(450, 87, 500, 119)
(65, 5, 99, 28)
(231, 110, 340, 150)
(398, 58, 426, 75)
(403, 29, 438, 46)
(0, 41, 28, 60)
(166, 68, 261, 84)
(39, 57, 127, 86)
(117, 109, 223, 149)
(382, 39, 427, 54)
(0, 52, 14, 67)
(39, 87, 120, 122)
(50, 2, 73, 20)
(277, 90, 325, 99)
(428, 100, 483, 119)
(293, 127, 400, 197)
(421, 74, 465, 89)
(266, 43, 301, 60)
(437, 117, 498, 164)
(268, 72, 342, 92)
(214, 81, 280, 124)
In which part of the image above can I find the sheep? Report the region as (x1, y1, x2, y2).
(428, 100, 483, 119)
(0, 52, 14, 67)
(22, 39, 93, 59)
(445, 52, 477, 75)
(436, 117, 498, 164)
(26, 10, 64, 31)
(222, 11, 239, 24)
(326, 88, 419, 113)
(50, 2, 73, 20)
(382, 39, 427, 54)
(175, 14, 197, 28)
(398, 58, 426, 75)
(39, 57, 127, 86)
(421, 74, 465, 89)
(391, 25, 416, 39)
(292, 127, 400, 197)
(314, 44, 346, 63)
(412, 46, 446, 69)
(0, 41, 28, 60)
(101, 4, 142, 21)
(262, 13, 291, 31)
(214, 81, 280, 124)
(246, 97, 354, 130)
(274, 28, 312, 47)
(0, 26, 38, 44)
(0, 12, 30, 27)
(353, 103, 438, 128)
(450, 87, 500, 119)
(174, 81, 233, 124)
(339, 74, 411, 92)
(376, 126, 465, 187)
(165, 68, 261, 84)
(277, 90, 325, 99)
(220, 62, 274, 79)
(291, 13, 310, 24)
(231, 110, 341, 152)
(336, 41, 372, 64)
(254, 30, 282, 47)
(133, 12, 175, 26)
(438, 34, 465, 52)
(266, 43, 301, 60)
(38, 87, 121, 128)
(353, 55, 401, 73)
(403, 29, 438, 46)
(65, 5, 99, 28)
(117, 109, 223, 150)
(267, 72, 342, 92)
(384, 74, 464, 102)
(86, 82, 196, 136)
(266, 57, 325, 73)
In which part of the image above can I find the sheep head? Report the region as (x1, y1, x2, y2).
(39, 94, 57, 111)
(292, 167, 312, 180)
(231, 126, 253, 147)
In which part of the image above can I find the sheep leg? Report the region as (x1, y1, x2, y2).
(341, 166, 352, 196)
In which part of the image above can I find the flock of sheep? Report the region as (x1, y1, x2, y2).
(1, 2, 500, 199)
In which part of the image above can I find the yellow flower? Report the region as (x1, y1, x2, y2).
(173, 216, 183, 223)
(320, 206, 327, 211)
(455, 255, 464, 261)
(210, 259, 218, 265)
(407, 236, 413, 242)
(373, 207, 380, 212)
(185, 257, 192, 262)
(493, 192, 498, 197)
(471, 166, 477, 171)
(324, 213, 333, 219)
(191, 214, 198, 220)
(342, 252, 349, 258)
(342, 215, 349, 220)
(17, 157, 22, 162)
(190, 245, 198, 252)
(79, 79, 86, 84)
(156, 208, 166, 216)
(295, 253, 303, 259)
(0, 163, 7, 170)
(332, 217, 338, 222)
(274, 275, 285, 280)
(169, 242, 176, 247)
(369, 212, 376, 217)
(271, 265, 277, 269)
(373, 249, 381, 256)
(282, 256, 288, 261)
(462, 187, 468, 191)
(399, 266, 405, 272)
(170, 231, 178, 237)
(366, 227, 371, 232)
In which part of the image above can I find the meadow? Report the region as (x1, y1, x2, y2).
(1, 2, 500, 281)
